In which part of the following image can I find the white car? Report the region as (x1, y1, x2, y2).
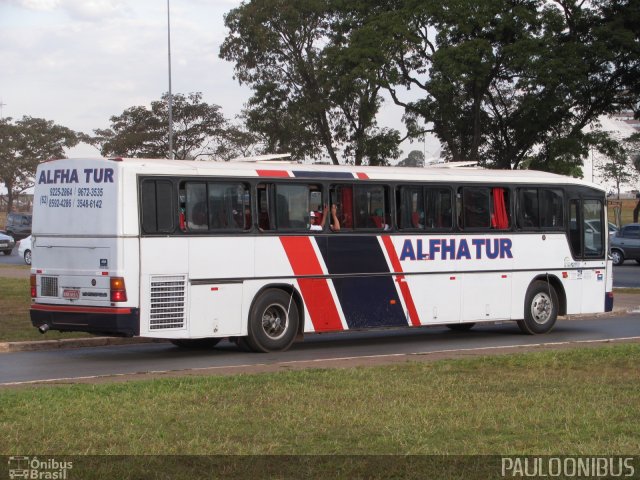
(0, 231, 16, 256)
(18, 235, 32, 265)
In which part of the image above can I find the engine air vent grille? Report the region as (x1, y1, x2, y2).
(41, 276, 59, 297)
(149, 275, 186, 330)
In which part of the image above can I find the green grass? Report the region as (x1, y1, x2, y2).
(1, 344, 639, 456)
(0, 277, 89, 342)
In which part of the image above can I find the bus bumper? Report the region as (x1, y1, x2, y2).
(605, 292, 614, 312)
(30, 304, 140, 337)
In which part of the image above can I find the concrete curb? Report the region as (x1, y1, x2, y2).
(0, 337, 168, 353)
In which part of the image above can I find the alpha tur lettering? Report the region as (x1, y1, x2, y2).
(399, 238, 513, 261)
(37, 168, 114, 185)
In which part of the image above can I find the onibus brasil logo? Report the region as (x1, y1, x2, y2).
(7, 457, 73, 479)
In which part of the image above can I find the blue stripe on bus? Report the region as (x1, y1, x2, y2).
(318, 236, 407, 328)
(291, 170, 355, 179)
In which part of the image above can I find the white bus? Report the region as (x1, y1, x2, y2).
(30, 157, 613, 352)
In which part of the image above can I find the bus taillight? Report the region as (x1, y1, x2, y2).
(30, 274, 37, 298)
(110, 277, 127, 302)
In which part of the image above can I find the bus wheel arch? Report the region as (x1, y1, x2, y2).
(245, 285, 303, 353)
(518, 279, 560, 335)
(531, 274, 566, 316)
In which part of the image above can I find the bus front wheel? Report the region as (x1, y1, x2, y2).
(517, 280, 558, 335)
(247, 289, 299, 353)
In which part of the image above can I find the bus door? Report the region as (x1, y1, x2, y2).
(568, 198, 606, 313)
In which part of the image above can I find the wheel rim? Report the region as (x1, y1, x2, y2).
(531, 292, 553, 324)
(261, 303, 288, 340)
(612, 251, 621, 264)
(25, 251, 31, 265)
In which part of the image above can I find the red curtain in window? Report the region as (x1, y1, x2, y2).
(341, 187, 353, 228)
(492, 188, 509, 230)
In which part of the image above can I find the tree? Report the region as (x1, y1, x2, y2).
(598, 152, 636, 199)
(346, 0, 640, 174)
(0, 116, 78, 213)
(219, 0, 400, 165)
(595, 131, 639, 198)
(397, 150, 425, 167)
(88, 92, 246, 160)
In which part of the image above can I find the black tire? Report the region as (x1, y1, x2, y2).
(446, 322, 475, 332)
(2, 250, 11, 256)
(517, 280, 559, 334)
(611, 249, 624, 266)
(24, 250, 31, 265)
(170, 338, 221, 349)
(246, 288, 299, 352)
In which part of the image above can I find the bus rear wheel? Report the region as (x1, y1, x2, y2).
(246, 288, 299, 353)
(517, 280, 558, 334)
(170, 338, 221, 349)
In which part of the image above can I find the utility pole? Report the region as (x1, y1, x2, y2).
(0, 99, 6, 119)
(167, 0, 174, 159)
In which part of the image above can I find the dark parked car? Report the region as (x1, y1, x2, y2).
(5, 212, 32, 240)
(610, 223, 640, 266)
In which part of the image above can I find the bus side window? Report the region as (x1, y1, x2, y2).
(207, 183, 251, 231)
(540, 189, 564, 228)
(518, 188, 539, 229)
(425, 187, 452, 229)
(330, 185, 353, 230)
(354, 185, 388, 230)
(257, 184, 274, 231)
(185, 182, 208, 231)
(397, 186, 424, 230)
(460, 187, 491, 229)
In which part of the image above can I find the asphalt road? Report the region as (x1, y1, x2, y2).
(0, 246, 25, 266)
(1, 314, 639, 386)
(613, 263, 640, 287)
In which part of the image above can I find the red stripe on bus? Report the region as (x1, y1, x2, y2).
(31, 304, 133, 315)
(279, 236, 343, 332)
(381, 236, 421, 326)
(256, 169, 289, 177)
(356, 172, 369, 179)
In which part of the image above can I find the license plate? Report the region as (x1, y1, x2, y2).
(0, 243, 7, 248)
(63, 289, 80, 299)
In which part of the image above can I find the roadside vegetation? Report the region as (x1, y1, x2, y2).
(0, 276, 89, 342)
(609, 199, 640, 226)
(2, 344, 639, 456)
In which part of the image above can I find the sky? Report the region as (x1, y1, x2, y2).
(0, 0, 439, 162)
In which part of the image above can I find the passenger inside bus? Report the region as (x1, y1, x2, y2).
(309, 204, 340, 231)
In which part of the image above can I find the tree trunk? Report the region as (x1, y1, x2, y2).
(4, 180, 14, 213)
